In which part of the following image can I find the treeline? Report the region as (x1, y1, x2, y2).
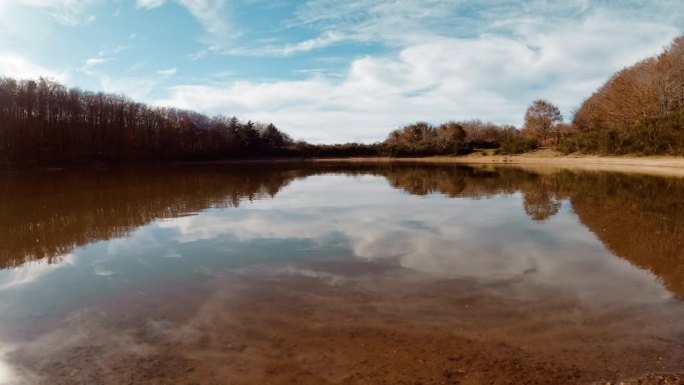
(294, 120, 537, 158)
(0, 77, 295, 163)
(0, 76, 545, 163)
(557, 36, 684, 155)
(382, 120, 525, 156)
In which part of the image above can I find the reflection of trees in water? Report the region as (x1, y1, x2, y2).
(383, 166, 534, 199)
(384, 166, 684, 297)
(552, 171, 684, 298)
(522, 180, 562, 222)
(0, 165, 304, 269)
(385, 167, 468, 196)
(523, 190, 561, 222)
(1, 163, 683, 299)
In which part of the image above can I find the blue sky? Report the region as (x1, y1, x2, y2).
(0, 0, 682, 142)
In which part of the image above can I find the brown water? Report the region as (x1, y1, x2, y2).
(0, 163, 683, 384)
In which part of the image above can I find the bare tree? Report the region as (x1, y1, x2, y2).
(524, 99, 563, 143)
(0, 76, 295, 163)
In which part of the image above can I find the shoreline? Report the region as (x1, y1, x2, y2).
(310, 153, 684, 177)
(4, 153, 684, 177)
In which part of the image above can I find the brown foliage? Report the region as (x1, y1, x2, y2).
(524, 99, 563, 142)
(573, 36, 684, 131)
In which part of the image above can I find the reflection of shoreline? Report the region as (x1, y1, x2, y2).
(310, 156, 684, 177)
(0, 165, 302, 269)
(1, 164, 683, 299)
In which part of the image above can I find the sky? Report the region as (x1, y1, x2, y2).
(0, 0, 683, 143)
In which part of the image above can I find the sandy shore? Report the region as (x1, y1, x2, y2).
(9, 259, 684, 385)
(312, 151, 684, 177)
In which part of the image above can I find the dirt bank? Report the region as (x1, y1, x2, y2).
(313, 151, 684, 177)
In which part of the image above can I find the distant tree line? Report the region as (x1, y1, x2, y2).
(381, 120, 535, 156)
(0, 77, 294, 163)
(292, 120, 537, 158)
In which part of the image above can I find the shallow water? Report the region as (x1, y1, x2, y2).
(0, 163, 683, 384)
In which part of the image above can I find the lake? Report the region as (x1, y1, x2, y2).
(0, 163, 683, 385)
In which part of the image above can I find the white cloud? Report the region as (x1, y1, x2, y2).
(80, 58, 161, 101)
(4, 0, 96, 25)
(291, 0, 464, 47)
(137, 0, 231, 41)
(157, 12, 678, 142)
(227, 31, 346, 57)
(99, 75, 158, 101)
(177, 0, 230, 38)
(156, 67, 178, 78)
(292, 0, 684, 48)
(177, 0, 681, 140)
(0, 53, 67, 81)
(83, 57, 106, 71)
(136, 0, 167, 9)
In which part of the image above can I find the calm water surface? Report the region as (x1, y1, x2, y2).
(0, 164, 683, 384)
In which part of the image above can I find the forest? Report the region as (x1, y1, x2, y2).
(0, 77, 296, 163)
(0, 36, 683, 163)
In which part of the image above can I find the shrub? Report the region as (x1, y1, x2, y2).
(496, 138, 540, 155)
(557, 111, 684, 156)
